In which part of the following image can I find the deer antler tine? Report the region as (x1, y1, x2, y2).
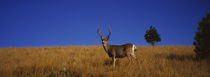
(97, 27, 100, 33)
(108, 26, 111, 33)
(97, 27, 103, 39)
(105, 26, 111, 40)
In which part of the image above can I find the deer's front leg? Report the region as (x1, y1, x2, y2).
(112, 57, 116, 67)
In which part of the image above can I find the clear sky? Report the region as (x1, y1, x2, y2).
(0, 0, 210, 47)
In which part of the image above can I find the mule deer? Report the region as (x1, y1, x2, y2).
(97, 26, 138, 67)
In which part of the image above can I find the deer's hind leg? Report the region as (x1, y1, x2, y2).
(126, 48, 134, 64)
(127, 55, 132, 65)
(130, 53, 140, 67)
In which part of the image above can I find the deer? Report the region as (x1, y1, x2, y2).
(97, 26, 138, 67)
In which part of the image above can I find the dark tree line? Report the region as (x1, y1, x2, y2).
(194, 13, 210, 59)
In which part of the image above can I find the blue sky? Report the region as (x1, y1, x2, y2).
(0, 0, 210, 47)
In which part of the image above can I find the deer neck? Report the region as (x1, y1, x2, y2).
(102, 42, 110, 52)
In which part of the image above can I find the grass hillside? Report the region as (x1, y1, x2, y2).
(0, 46, 209, 77)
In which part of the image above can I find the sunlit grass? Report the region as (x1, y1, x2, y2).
(0, 46, 208, 77)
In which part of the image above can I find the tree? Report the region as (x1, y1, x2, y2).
(193, 13, 210, 59)
(144, 26, 161, 46)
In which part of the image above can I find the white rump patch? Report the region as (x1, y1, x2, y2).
(131, 44, 136, 58)
(132, 44, 136, 51)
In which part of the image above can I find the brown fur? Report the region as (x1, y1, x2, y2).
(108, 44, 133, 58)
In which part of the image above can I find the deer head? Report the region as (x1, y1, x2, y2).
(97, 26, 111, 45)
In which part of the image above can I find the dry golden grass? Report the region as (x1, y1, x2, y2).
(0, 46, 209, 77)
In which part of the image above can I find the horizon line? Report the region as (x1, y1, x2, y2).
(0, 45, 194, 48)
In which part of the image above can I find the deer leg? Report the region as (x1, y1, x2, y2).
(131, 54, 137, 59)
(130, 50, 138, 61)
(127, 55, 132, 65)
(112, 57, 116, 67)
(127, 56, 131, 63)
(131, 54, 139, 62)
(131, 54, 140, 67)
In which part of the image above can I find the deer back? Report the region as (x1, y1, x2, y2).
(108, 43, 133, 58)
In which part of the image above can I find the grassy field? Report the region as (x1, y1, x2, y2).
(0, 46, 209, 77)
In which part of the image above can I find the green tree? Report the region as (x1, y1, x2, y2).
(194, 13, 210, 59)
(144, 26, 161, 46)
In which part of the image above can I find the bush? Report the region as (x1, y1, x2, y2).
(144, 25, 161, 46)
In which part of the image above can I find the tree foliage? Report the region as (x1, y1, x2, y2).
(144, 26, 161, 46)
(194, 13, 210, 59)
